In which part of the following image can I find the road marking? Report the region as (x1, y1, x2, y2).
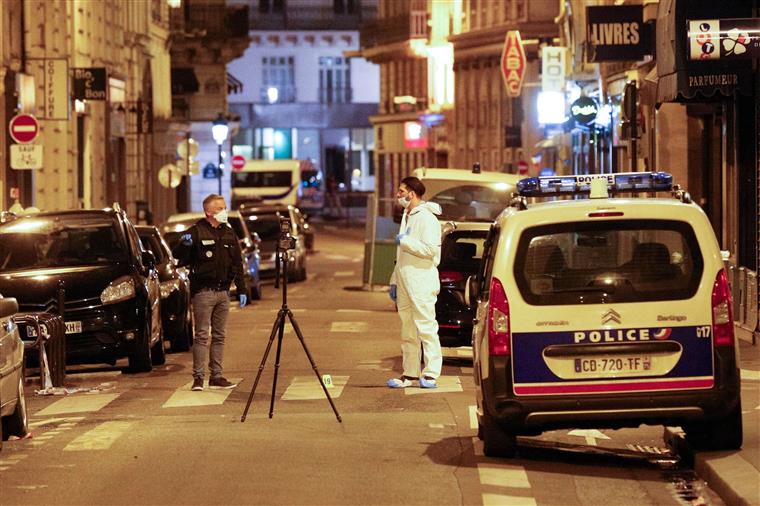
(478, 463, 532, 488)
(469, 405, 478, 430)
(482, 493, 537, 506)
(334, 271, 354, 277)
(567, 429, 610, 446)
(0, 454, 28, 472)
(64, 421, 134, 451)
(429, 423, 445, 429)
(330, 322, 368, 333)
(34, 393, 120, 416)
(405, 376, 463, 396)
(741, 369, 760, 381)
(28, 416, 84, 428)
(162, 378, 242, 408)
(460, 366, 473, 375)
(325, 254, 352, 261)
(356, 360, 392, 371)
(336, 309, 373, 313)
(281, 375, 348, 400)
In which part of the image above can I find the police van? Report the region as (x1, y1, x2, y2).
(467, 172, 742, 457)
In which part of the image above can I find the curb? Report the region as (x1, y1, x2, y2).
(664, 427, 760, 506)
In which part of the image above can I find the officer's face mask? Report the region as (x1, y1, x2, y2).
(214, 209, 229, 223)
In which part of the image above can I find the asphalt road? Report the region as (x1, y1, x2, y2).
(1, 225, 727, 505)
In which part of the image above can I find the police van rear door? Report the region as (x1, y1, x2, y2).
(508, 217, 716, 396)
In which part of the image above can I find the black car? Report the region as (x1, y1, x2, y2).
(238, 204, 308, 282)
(160, 211, 263, 300)
(137, 226, 193, 352)
(436, 223, 490, 348)
(0, 206, 164, 372)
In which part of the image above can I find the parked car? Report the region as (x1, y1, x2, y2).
(137, 226, 193, 352)
(436, 222, 490, 349)
(161, 211, 263, 299)
(469, 172, 742, 457)
(0, 295, 28, 446)
(0, 205, 164, 372)
(238, 204, 308, 282)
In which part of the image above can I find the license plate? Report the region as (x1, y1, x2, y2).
(26, 324, 47, 338)
(65, 321, 82, 334)
(574, 355, 652, 375)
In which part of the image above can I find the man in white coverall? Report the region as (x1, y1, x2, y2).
(388, 176, 443, 389)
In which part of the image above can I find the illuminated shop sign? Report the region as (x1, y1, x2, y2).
(403, 121, 428, 149)
(570, 97, 599, 126)
(501, 31, 526, 97)
(586, 5, 649, 62)
(687, 18, 760, 60)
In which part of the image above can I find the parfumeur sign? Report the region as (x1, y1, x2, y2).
(501, 31, 526, 97)
(587, 5, 649, 62)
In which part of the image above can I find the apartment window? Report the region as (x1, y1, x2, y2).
(334, 0, 356, 14)
(259, 0, 285, 13)
(261, 56, 295, 103)
(319, 56, 351, 104)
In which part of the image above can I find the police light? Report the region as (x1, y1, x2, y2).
(517, 171, 673, 197)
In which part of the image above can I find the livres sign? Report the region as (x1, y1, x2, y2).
(73, 68, 107, 100)
(587, 5, 649, 62)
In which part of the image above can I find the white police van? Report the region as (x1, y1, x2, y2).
(468, 172, 742, 457)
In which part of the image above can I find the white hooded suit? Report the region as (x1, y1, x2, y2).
(390, 201, 443, 380)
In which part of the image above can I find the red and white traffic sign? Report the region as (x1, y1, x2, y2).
(501, 31, 526, 98)
(231, 155, 246, 171)
(517, 160, 529, 175)
(9, 114, 39, 144)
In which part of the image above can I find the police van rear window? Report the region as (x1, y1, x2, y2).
(513, 220, 704, 305)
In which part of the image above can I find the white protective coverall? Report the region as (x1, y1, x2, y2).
(390, 201, 443, 379)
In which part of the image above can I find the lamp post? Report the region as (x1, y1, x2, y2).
(211, 113, 229, 196)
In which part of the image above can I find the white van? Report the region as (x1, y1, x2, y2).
(231, 160, 301, 208)
(469, 172, 742, 457)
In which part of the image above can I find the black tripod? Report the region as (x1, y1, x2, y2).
(241, 245, 342, 423)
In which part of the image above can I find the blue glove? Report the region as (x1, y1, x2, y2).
(180, 233, 193, 246)
(395, 233, 406, 245)
(389, 284, 397, 302)
(239, 294, 248, 309)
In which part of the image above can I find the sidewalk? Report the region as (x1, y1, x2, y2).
(665, 338, 760, 506)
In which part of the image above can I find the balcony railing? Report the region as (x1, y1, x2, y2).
(170, 5, 249, 39)
(259, 86, 297, 104)
(360, 10, 428, 49)
(318, 86, 353, 104)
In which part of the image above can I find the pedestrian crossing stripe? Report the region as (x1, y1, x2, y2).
(161, 378, 242, 408)
(404, 376, 463, 396)
(281, 375, 348, 400)
(34, 393, 120, 416)
(64, 421, 134, 451)
(330, 322, 368, 333)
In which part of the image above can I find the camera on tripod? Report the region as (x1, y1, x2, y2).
(277, 215, 296, 251)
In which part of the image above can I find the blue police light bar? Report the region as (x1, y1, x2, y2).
(517, 172, 673, 197)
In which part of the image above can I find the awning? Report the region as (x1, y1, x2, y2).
(171, 68, 199, 95)
(655, 0, 753, 104)
(227, 72, 243, 94)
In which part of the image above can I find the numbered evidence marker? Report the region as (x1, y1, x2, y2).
(322, 374, 334, 389)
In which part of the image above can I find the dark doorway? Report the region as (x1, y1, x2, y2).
(324, 145, 346, 184)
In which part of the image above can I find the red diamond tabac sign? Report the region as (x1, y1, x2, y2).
(501, 31, 526, 97)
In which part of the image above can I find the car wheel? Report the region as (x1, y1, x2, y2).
(1, 374, 29, 440)
(172, 309, 193, 353)
(684, 400, 743, 451)
(479, 412, 517, 458)
(127, 321, 153, 373)
(151, 323, 166, 366)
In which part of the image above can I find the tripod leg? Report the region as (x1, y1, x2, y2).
(287, 310, 342, 423)
(268, 309, 287, 418)
(241, 310, 286, 422)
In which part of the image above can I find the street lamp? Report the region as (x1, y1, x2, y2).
(211, 113, 229, 195)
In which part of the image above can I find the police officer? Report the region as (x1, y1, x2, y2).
(173, 194, 247, 391)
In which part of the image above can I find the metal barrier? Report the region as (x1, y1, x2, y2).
(13, 312, 67, 388)
(727, 264, 759, 344)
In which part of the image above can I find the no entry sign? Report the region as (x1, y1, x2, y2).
(231, 155, 246, 171)
(9, 114, 39, 144)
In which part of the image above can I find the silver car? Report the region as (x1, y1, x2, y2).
(1, 295, 28, 446)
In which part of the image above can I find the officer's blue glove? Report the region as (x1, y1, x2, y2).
(395, 233, 406, 245)
(389, 284, 397, 302)
(239, 294, 248, 309)
(180, 233, 193, 246)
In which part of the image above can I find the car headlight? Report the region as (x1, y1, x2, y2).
(160, 279, 180, 299)
(100, 277, 136, 304)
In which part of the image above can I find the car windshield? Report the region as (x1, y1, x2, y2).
(241, 213, 281, 240)
(0, 214, 126, 270)
(138, 232, 167, 264)
(513, 220, 704, 305)
(427, 184, 511, 222)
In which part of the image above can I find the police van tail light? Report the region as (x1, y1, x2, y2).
(487, 277, 510, 356)
(711, 269, 735, 347)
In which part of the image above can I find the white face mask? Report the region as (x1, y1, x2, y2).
(213, 209, 228, 223)
(397, 196, 411, 208)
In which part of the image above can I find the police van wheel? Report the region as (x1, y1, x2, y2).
(684, 401, 743, 451)
(480, 421, 517, 458)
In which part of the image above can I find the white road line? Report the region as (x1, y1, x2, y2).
(405, 376, 463, 396)
(460, 366, 473, 375)
(482, 493, 537, 506)
(477, 464, 532, 488)
(741, 369, 760, 381)
(281, 375, 348, 400)
(469, 405, 478, 430)
(336, 309, 373, 313)
(330, 322, 368, 333)
(333, 271, 355, 277)
(162, 378, 242, 408)
(64, 421, 134, 451)
(34, 393, 120, 416)
(325, 254, 352, 261)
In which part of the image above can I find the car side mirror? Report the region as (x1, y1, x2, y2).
(0, 297, 19, 318)
(141, 250, 156, 269)
(465, 275, 479, 308)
